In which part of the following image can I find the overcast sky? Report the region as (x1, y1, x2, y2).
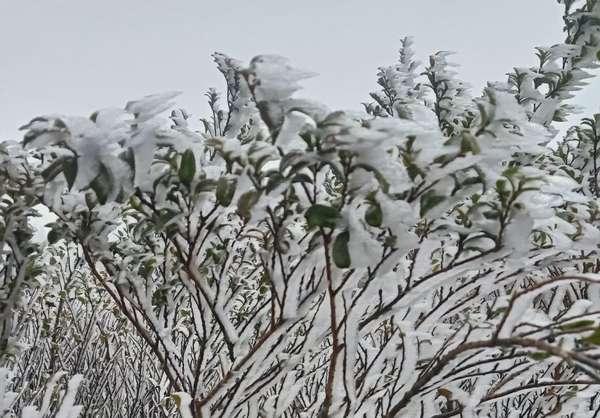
(1, 0, 599, 140)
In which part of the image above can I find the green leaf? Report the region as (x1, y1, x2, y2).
(420, 190, 446, 217)
(291, 173, 313, 184)
(259, 271, 271, 289)
(41, 159, 64, 182)
(179, 149, 196, 185)
(495, 179, 508, 195)
(63, 157, 78, 190)
(89, 163, 113, 205)
(460, 132, 480, 154)
(265, 172, 284, 193)
(237, 190, 260, 220)
(332, 230, 351, 268)
(559, 319, 595, 331)
(483, 211, 500, 220)
(583, 327, 600, 345)
(129, 196, 142, 211)
(502, 166, 519, 178)
(47, 228, 62, 245)
(305, 204, 340, 229)
(85, 191, 97, 210)
(528, 352, 551, 361)
(365, 202, 383, 227)
(113, 187, 127, 204)
(216, 177, 236, 206)
(552, 109, 567, 122)
(195, 179, 217, 194)
(152, 288, 168, 307)
(433, 153, 458, 166)
(140, 259, 156, 276)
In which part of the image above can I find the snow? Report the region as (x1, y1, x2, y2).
(3, 5, 600, 416)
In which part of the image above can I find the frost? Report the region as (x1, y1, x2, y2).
(3, 4, 600, 417)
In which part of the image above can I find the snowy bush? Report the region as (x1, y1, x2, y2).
(2, 1, 600, 417)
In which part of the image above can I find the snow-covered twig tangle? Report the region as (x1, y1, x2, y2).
(2, 1, 600, 417)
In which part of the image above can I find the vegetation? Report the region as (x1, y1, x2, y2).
(2, 1, 600, 416)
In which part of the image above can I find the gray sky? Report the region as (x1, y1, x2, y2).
(1, 0, 599, 140)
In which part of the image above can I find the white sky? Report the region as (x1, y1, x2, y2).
(1, 0, 599, 140)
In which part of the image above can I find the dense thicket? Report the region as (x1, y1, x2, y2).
(2, 1, 600, 417)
